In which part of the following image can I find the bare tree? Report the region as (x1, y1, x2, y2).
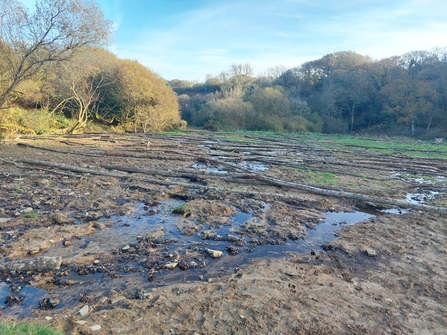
(0, 0, 112, 108)
(265, 65, 287, 79)
(229, 63, 254, 77)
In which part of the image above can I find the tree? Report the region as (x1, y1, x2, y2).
(228, 63, 254, 77)
(194, 97, 254, 131)
(50, 48, 117, 133)
(335, 67, 374, 132)
(0, 0, 112, 108)
(115, 60, 180, 132)
(265, 65, 287, 80)
(379, 67, 438, 135)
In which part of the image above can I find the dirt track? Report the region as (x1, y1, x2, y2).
(0, 131, 446, 334)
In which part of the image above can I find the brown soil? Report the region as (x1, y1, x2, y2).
(0, 131, 446, 334)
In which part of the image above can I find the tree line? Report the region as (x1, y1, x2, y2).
(0, 0, 181, 134)
(2, 1, 446, 137)
(173, 50, 447, 137)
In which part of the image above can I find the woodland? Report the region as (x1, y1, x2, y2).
(174, 51, 447, 138)
(0, 0, 446, 138)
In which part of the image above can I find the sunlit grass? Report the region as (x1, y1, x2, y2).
(0, 323, 63, 335)
(22, 212, 40, 218)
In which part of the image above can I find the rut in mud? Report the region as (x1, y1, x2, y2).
(0, 131, 446, 334)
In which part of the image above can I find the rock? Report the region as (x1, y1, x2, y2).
(45, 316, 53, 321)
(226, 246, 239, 255)
(40, 179, 50, 185)
(28, 248, 40, 255)
(85, 211, 104, 221)
(0, 218, 13, 224)
(165, 262, 178, 270)
(206, 248, 222, 258)
(135, 288, 145, 300)
(40, 297, 59, 309)
(0, 256, 62, 271)
(21, 207, 34, 214)
(92, 221, 106, 229)
(75, 320, 87, 325)
(79, 305, 89, 317)
(89, 325, 102, 331)
(122, 245, 130, 251)
(63, 240, 72, 247)
(111, 296, 126, 304)
(4, 294, 24, 306)
(49, 212, 68, 225)
(366, 249, 377, 257)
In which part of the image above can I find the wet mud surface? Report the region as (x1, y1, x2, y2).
(0, 131, 446, 334)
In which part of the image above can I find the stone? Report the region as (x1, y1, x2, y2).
(206, 248, 222, 258)
(75, 320, 87, 325)
(45, 316, 53, 321)
(93, 259, 100, 265)
(63, 240, 71, 247)
(366, 249, 377, 257)
(21, 207, 34, 214)
(122, 245, 130, 251)
(28, 248, 40, 255)
(111, 296, 126, 304)
(40, 297, 59, 309)
(89, 325, 102, 331)
(92, 221, 106, 229)
(79, 305, 89, 317)
(49, 212, 68, 225)
(165, 262, 178, 270)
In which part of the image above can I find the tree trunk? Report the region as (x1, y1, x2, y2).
(0, 256, 62, 271)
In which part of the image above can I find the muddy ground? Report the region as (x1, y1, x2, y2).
(0, 131, 446, 334)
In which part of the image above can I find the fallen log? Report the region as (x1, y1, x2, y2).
(247, 173, 447, 214)
(20, 158, 447, 214)
(0, 256, 62, 272)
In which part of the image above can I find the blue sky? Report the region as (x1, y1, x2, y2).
(21, 0, 447, 81)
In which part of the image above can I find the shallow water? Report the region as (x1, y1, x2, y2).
(0, 283, 47, 317)
(0, 201, 403, 317)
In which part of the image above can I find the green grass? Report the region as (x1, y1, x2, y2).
(172, 204, 192, 215)
(294, 133, 447, 159)
(307, 171, 339, 185)
(0, 323, 63, 335)
(22, 212, 40, 218)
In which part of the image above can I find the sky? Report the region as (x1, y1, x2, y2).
(21, 0, 447, 81)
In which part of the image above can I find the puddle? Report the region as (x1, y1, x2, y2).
(43, 203, 375, 266)
(0, 283, 47, 317)
(42, 200, 185, 259)
(236, 161, 268, 171)
(232, 211, 252, 224)
(190, 161, 269, 174)
(190, 163, 228, 174)
(0, 205, 377, 316)
(406, 190, 439, 205)
(362, 188, 441, 214)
